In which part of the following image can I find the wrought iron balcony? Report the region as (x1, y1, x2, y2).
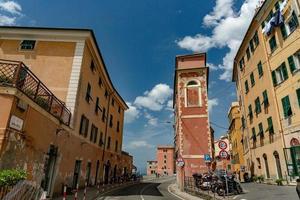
(0, 59, 71, 126)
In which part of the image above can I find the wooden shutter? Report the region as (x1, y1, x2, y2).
(288, 56, 296, 73)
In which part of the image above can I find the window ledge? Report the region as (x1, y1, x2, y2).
(292, 68, 300, 75)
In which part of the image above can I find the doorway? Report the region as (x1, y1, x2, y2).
(95, 160, 100, 185)
(43, 145, 58, 197)
(104, 160, 110, 184)
(274, 151, 283, 178)
(263, 154, 270, 178)
(86, 162, 92, 186)
(72, 160, 82, 189)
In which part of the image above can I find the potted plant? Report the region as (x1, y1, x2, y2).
(275, 178, 283, 186)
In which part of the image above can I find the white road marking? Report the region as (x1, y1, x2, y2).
(233, 195, 240, 199)
(167, 184, 186, 200)
(140, 183, 155, 200)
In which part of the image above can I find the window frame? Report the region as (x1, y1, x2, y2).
(184, 80, 202, 107)
(19, 40, 36, 51)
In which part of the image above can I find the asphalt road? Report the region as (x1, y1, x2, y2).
(95, 177, 183, 200)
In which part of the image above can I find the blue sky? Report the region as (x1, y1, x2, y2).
(0, 0, 260, 173)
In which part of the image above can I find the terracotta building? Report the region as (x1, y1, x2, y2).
(146, 161, 157, 176)
(227, 102, 246, 181)
(0, 26, 133, 197)
(173, 53, 213, 190)
(232, 0, 300, 182)
(156, 146, 175, 176)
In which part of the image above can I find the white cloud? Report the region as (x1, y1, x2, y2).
(0, 1, 21, 15)
(134, 83, 173, 111)
(144, 112, 158, 126)
(207, 63, 219, 71)
(0, 1, 22, 25)
(126, 140, 153, 149)
(177, 0, 260, 81)
(208, 98, 219, 112)
(124, 102, 140, 124)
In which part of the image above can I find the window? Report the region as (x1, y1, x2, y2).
(255, 97, 261, 114)
(241, 116, 246, 129)
(251, 127, 256, 141)
(246, 47, 251, 60)
(269, 35, 277, 53)
(250, 73, 255, 87)
(79, 115, 89, 137)
(109, 115, 113, 128)
(102, 108, 106, 122)
(245, 80, 249, 94)
(257, 61, 263, 77)
(107, 137, 111, 149)
(253, 31, 259, 47)
(118, 106, 121, 113)
(297, 88, 300, 107)
(185, 80, 201, 107)
(86, 83, 92, 103)
(90, 124, 98, 143)
(249, 40, 255, 53)
(98, 77, 103, 87)
(281, 95, 292, 118)
(95, 97, 100, 114)
(90, 61, 95, 72)
(239, 57, 245, 71)
(267, 117, 274, 134)
(20, 40, 36, 50)
(115, 141, 118, 152)
(248, 104, 253, 121)
(258, 122, 264, 137)
(111, 98, 115, 106)
(105, 90, 108, 99)
(99, 132, 104, 146)
(288, 51, 300, 73)
(262, 90, 269, 108)
(117, 121, 120, 132)
(272, 62, 289, 86)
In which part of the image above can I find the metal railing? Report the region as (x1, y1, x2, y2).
(0, 59, 71, 126)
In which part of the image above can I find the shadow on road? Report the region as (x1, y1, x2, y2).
(105, 182, 163, 197)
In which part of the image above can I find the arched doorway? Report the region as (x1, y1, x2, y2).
(273, 151, 283, 179)
(104, 160, 110, 184)
(263, 154, 270, 178)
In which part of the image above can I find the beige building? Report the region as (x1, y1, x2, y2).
(0, 27, 131, 197)
(232, 0, 300, 182)
(228, 102, 246, 181)
(146, 161, 158, 176)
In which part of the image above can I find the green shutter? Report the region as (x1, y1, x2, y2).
(255, 97, 261, 114)
(258, 123, 264, 137)
(296, 88, 300, 107)
(263, 90, 269, 106)
(281, 96, 292, 118)
(280, 25, 287, 39)
(250, 73, 255, 87)
(281, 62, 289, 80)
(248, 104, 253, 119)
(252, 127, 256, 141)
(258, 61, 263, 77)
(269, 36, 277, 52)
(272, 71, 277, 86)
(245, 80, 249, 93)
(267, 117, 274, 134)
(292, 11, 299, 26)
(288, 56, 296, 73)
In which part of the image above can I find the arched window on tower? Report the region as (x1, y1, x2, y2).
(185, 80, 201, 107)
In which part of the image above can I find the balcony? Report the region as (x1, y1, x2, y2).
(0, 59, 71, 126)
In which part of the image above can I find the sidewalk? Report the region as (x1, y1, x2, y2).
(52, 181, 138, 200)
(168, 183, 204, 200)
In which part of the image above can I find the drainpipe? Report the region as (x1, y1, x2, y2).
(101, 90, 114, 181)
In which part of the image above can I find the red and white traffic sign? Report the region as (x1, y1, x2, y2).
(219, 150, 228, 158)
(218, 141, 227, 149)
(176, 158, 185, 167)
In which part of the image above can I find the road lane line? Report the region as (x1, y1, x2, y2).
(140, 183, 155, 200)
(167, 184, 186, 200)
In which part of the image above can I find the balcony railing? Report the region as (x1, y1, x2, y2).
(0, 59, 71, 126)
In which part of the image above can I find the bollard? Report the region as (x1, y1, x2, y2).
(83, 181, 87, 200)
(62, 185, 67, 200)
(96, 182, 100, 194)
(102, 182, 105, 192)
(74, 183, 79, 200)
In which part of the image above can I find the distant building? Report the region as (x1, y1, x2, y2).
(214, 136, 231, 171)
(156, 145, 175, 176)
(228, 102, 246, 181)
(173, 53, 213, 190)
(146, 161, 157, 176)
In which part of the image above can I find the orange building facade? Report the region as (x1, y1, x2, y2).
(156, 146, 175, 176)
(0, 27, 133, 197)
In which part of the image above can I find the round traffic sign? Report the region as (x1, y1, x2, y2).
(219, 150, 228, 159)
(218, 141, 227, 149)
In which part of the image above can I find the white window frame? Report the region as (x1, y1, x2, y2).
(275, 67, 285, 84)
(184, 80, 202, 108)
(292, 51, 300, 71)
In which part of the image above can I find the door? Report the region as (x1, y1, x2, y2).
(43, 145, 58, 197)
(86, 162, 92, 185)
(104, 161, 110, 184)
(95, 160, 100, 185)
(73, 160, 82, 188)
(274, 151, 283, 178)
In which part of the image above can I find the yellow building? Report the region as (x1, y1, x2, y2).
(228, 102, 246, 181)
(0, 27, 130, 197)
(233, 0, 300, 183)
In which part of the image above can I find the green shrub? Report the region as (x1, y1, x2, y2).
(252, 175, 258, 182)
(258, 175, 264, 183)
(0, 169, 27, 186)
